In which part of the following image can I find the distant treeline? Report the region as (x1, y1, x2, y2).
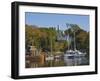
(25, 24, 89, 57)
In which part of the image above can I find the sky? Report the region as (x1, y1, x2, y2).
(25, 12, 89, 31)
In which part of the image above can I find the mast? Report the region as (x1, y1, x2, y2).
(74, 31, 76, 51)
(71, 24, 76, 51)
(50, 27, 53, 56)
(50, 35, 53, 56)
(66, 23, 70, 50)
(57, 25, 59, 32)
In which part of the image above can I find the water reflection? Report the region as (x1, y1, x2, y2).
(64, 55, 88, 66)
(26, 53, 89, 68)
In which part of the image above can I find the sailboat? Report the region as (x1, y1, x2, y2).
(64, 24, 86, 59)
(65, 50, 86, 59)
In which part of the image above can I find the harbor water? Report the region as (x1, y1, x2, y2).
(26, 53, 89, 68)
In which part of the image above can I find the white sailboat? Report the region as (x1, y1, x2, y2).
(64, 24, 86, 59)
(65, 50, 86, 58)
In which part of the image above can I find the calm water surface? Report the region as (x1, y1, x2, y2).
(26, 53, 89, 68)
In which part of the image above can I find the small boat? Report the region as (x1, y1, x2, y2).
(45, 55, 54, 61)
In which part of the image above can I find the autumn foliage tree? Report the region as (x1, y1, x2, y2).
(26, 24, 89, 57)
